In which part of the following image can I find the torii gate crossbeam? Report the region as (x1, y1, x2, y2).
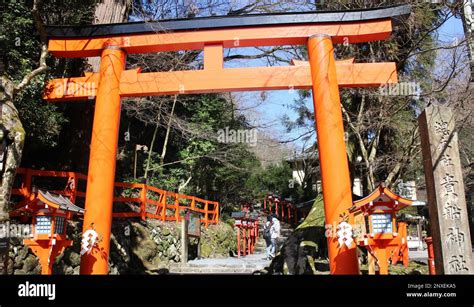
(42, 5, 410, 275)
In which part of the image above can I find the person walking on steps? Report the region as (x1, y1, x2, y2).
(269, 214, 280, 260)
(263, 215, 272, 260)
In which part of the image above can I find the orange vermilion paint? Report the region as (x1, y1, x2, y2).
(307, 34, 359, 274)
(41, 13, 401, 275)
(80, 44, 126, 274)
(44, 62, 397, 101)
(47, 20, 392, 57)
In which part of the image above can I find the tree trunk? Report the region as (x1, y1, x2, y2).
(160, 95, 178, 167)
(178, 174, 192, 193)
(144, 100, 164, 179)
(0, 88, 25, 222)
(87, 0, 131, 72)
(0, 0, 47, 274)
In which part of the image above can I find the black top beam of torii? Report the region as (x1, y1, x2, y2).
(45, 4, 411, 38)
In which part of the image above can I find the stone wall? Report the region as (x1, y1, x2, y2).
(199, 222, 237, 258)
(6, 219, 237, 274)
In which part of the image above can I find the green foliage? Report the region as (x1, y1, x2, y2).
(130, 91, 304, 210)
(15, 78, 68, 147)
(131, 94, 263, 209)
(2, 0, 39, 81)
(1, 0, 95, 149)
(246, 162, 292, 197)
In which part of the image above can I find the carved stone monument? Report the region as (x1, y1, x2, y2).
(419, 105, 473, 274)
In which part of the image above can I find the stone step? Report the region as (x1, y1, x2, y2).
(186, 263, 259, 269)
(168, 261, 266, 274)
(168, 267, 257, 274)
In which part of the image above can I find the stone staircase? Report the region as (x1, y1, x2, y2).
(166, 254, 268, 274)
(255, 212, 293, 253)
(280, 221, 293, 239)
(254, 238, 266, 253)
(164, 211, 295, 274)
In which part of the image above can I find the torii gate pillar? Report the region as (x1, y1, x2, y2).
(80, 42, 126, 274)
(308, 34, 359, 274)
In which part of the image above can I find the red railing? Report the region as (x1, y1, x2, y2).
(263, 196, 297, 225)
(234, 218, 259, 258)
(11, 168, 219, 227)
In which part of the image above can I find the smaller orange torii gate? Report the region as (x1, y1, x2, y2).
(41, 5, 410, 274)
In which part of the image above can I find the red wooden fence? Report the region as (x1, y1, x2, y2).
(10, 168, 219, 227)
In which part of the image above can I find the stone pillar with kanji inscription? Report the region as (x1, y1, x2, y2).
(419, 105, 473, 274)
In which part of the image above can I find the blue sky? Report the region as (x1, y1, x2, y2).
(225, 11, 467, 152)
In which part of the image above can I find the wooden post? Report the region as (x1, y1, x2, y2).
(416, 221, 423, 251)
(204, 201, 209, 229)
(242, 226, 247, 256)
(161, 192, 167, 221)
(236, 225, 240, 258)
(375, 247, 388, 275)
(140, 184, 147, 221)
(191, 197, 196, 210)
(174, 196, 180, 222)
(70, 173, 78, 203)
(181, 213, 188, 264)
(425, 237, 436, 275)
(368, 253, 376, 275)
(419, 105, 473, 274)
(308, 34, 359, 274)
(249, 227, 253, 254)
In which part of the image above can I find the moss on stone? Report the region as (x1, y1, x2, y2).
(199, 222, 237, 258)
(132, 238, 158, 263)
(296, 194, 325, 230)
(22, 254, 38, 273)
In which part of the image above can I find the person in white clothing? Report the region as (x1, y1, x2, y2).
(268, 215, 280, 259)
(263, 215, 272, 260)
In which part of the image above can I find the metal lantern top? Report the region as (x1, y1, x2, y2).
(350, 185, 415, 241)
(350, 185, 415, 214)
(13, 190, 84, 240)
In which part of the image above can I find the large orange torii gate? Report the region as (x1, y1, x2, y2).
(42, 5, 410, 274)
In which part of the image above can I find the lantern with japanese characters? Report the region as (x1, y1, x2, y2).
(350, 185, 422, 274)
(13, 189, 84, 274)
